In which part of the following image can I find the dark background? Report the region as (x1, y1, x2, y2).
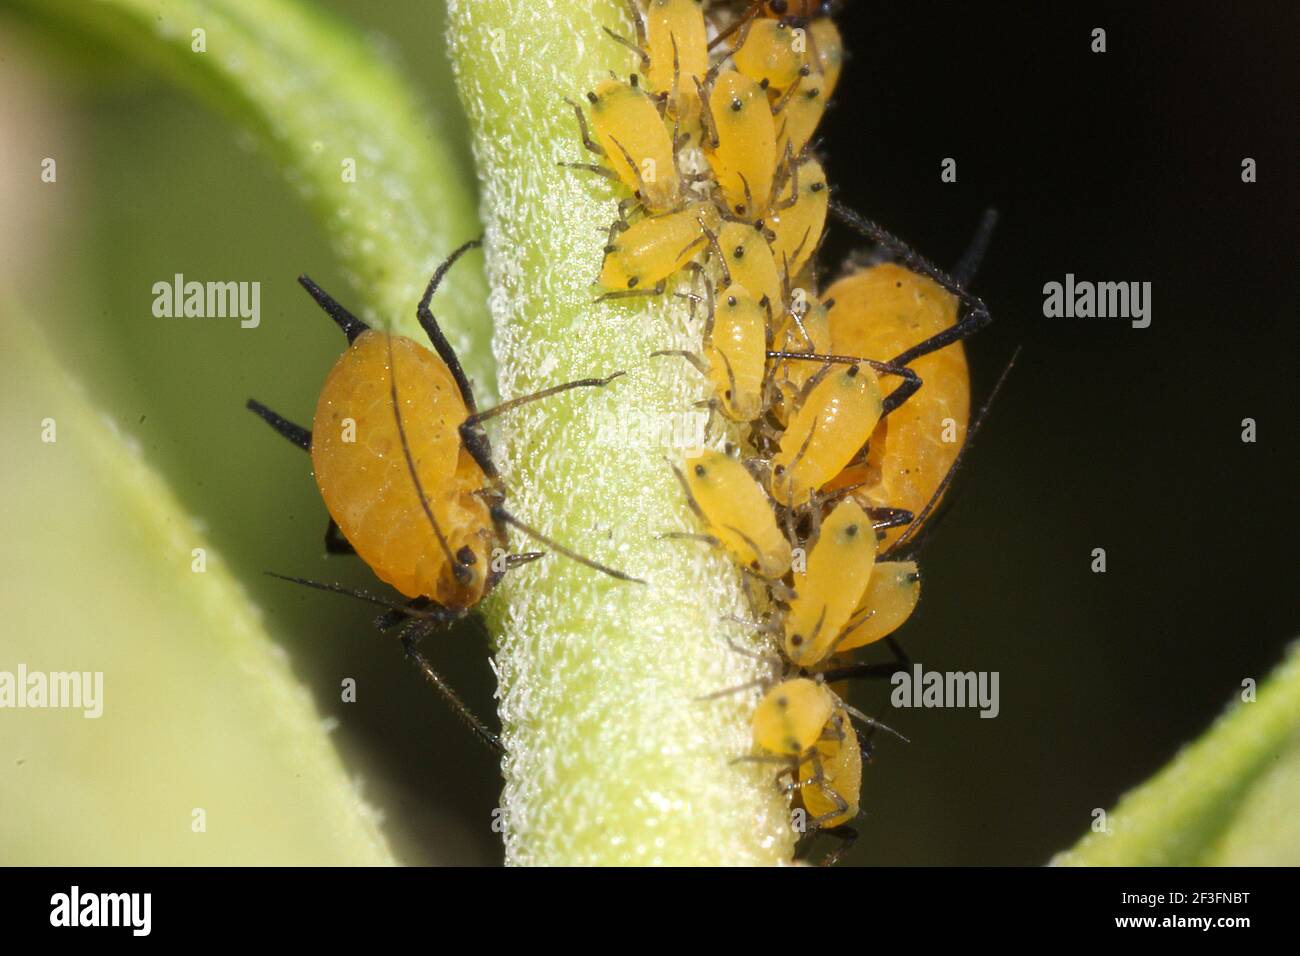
(5, 0, 1295, 864)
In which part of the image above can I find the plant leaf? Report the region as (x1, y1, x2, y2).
(0, 306, 395, 864)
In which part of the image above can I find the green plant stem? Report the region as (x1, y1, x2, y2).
(447, 0, 795, 865)
(1054, 641, 1300, 866)
(7, 0, 492, 388)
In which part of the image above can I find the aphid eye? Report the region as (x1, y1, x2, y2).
(628, 276, 640, 288)
(776, 695, 789, 708)
(694, 464, 707, 477)
(845, 524, 858, 537)
(805, 87, 820, 99)
(773, 464, 785, 475)
(810, 182, 825, 193)
(586, 91, 598, 105)
(770, 0, 788, 13)
(456, 545, 477, 565)
(724, 389, 733, 399)
(629, 73, 639, 87)
(790, 634, 803, 646)
(726, 296, 737, 306)
(734, 204, 746, 214)
(730, 97, 743, 112)
(732, 246, 745, 259)
(846, 364, 860, 377)
(759, 78, 770, 90)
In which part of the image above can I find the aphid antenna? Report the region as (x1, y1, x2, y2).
(416, 237, 485, 417)
(297, 275, 370, 343)
(465, 371, 626, 428)
(764, 349, 923, 412)
(384, 335, 468, 584)
(488, 504, 646, 584)
(886, 345, 1022, 558)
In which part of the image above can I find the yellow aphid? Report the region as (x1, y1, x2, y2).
(798, 708, 862, 827)
(809, 18, 843, 98)
(704, 70, 777, 218)
(766, 156, 828, 277)
(838, 561, 921, 652)
(775, 75, 829, 158)
(770, 363, 884, 507)
(783, 499, 877, 667)
(704, 284, 769, 421)
(677, 448, 792, 578)
(588, 77, 679, 210)
(600, 202, 719, 291)
(733, 18, 810, 92)
(715, 220, 784, 310)
(312, 330, 494, 609)
(752, 677, 836, 757)
(644, 0, 709, 123)
(822, 263, 968, 548)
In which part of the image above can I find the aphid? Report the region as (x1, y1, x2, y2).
(700, 69, 777, 219)
(820, 209, 999, 547)
(765, 155, 828, 278)
(821, 263, 968, 549)
(751, 677, 835, 758)
(247, 241, 641, 747)
(782, 498, 878, 667)
(769, 361, 884, 508)
(732, 17, 811, 93)
(708, 219, 785, 310)
(607, 0, 709, 127)
(570, 76, 680, 212)
(656, 280, 769, 421)
(669, 447, 792, 579)
(599, 202, 721, 295)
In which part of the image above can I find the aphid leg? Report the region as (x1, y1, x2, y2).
(488, 505, 646, 584)
(245, 399, 311, 452)
(826, 200, 993, 367)
(416, 238, 484, 415)
(297, 276, 371, 343)
(650, 349, 710, 376)
(693, 76, 720, 149)
(657, 530, 722, 546)
(700, 221, 732, 286)
(264, 571, 454, 620)
(559, 161, 621, 182)
(398, 617, 504, 756)
(708, 2, 760, 51)
(952, 208, 999, 289)
(464, 371, 626, 429)
(373, 596, 433, 632)
(601, 26, 650, 69)
(765, 350, 924, 414)
(595, 281, 669, 303)
(839, 702, 909, 743)
(324, 518, 355, 555)
(565, 97, 606, 156)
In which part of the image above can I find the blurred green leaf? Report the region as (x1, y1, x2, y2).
(7, 0, 492, 389)
(1054, 642, 1300, 866)
(0, 306, 395, 864)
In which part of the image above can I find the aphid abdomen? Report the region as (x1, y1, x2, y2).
(783, 499, 876, 666)
(716, 221, 784, 310)
(705, 71, 777, 219)
(809, 18, 843, 97)
(837, 560, 921, 651)
(823, 263, 969, 547)
(771, 363, 884, 507)
(311, 330, 492, 608)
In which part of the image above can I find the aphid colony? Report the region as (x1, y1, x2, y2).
(567, 0, 996, 862)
